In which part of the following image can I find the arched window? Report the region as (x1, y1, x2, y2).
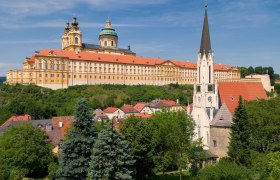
(75, 37, 79, 44)
(50, 60, 54, 70)
(57, 62, 60, 70)
(45, 61, 48, 70)
(104, 41, 107, 46)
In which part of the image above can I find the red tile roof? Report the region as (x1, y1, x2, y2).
(121, 104, 138, 113)
(134, 113, 153, 119)
(52, 116, 74, 127)
(34, 49, 235, 71)
(134, 102, 149, 112)
(103, 107, 119, 113)
(61, 123, 71, 139)
(1, 114, 31, 128)
(218, 82, 268, 113)
(161, 99, 180, 106)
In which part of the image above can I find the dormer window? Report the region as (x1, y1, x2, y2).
(104, 41, 107, 46)
(111, 41, 114, 46)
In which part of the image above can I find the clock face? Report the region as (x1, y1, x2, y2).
(208, 96, 212, 102)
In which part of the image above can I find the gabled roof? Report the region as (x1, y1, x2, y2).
(103, 107, 119, 113)
(149, 99, 180, 108)
(134, 102, 149, 112)
(93, 109, 108, 119)
(218, 82, 268, 113)
(161, 99, 180, 106)
(210, 103, 233, 127)
(0, 114, 31, 128)
(121, 104, 138, 113)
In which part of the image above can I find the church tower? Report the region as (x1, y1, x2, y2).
(192, 5, 219, 149)
(61, 17, 82, 52)
(99, 19, 118, 48)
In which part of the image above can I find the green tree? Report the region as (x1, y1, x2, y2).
(198, 158, 252, 180)
(228, 96, 250, 165)
(246, 98, 280, 153)
(151, 111, 196, 178)
(120, 116, 155, 179)
(56, 98, 97, 179)
(0, 123, 53, 179)
(89, 124, 135, 180)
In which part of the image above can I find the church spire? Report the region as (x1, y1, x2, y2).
(200, 5, 212, 55)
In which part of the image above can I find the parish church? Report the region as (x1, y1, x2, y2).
(191, 5, 268, 158)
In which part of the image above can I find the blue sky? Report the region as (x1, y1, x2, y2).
(0, 0, 280, 76)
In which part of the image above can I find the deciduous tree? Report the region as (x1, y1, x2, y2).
(0, 123, 53, 179)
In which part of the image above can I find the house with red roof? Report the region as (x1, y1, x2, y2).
(0, 114, 31, 128)
(120, 104, 139, 118)
(103, 107, 125, 120)
(134, 102, 153, 114)
(149, 99, 183, 113)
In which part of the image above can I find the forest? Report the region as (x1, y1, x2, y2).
(0, 83, 193, 126)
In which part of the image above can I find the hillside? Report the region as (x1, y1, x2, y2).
(0, 83, 193, 125)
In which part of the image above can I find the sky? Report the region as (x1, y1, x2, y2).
(0, 0, 280, 76)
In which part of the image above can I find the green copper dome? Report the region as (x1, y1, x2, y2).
(99, 20, 118, 37)
(99, 28, 118, 37)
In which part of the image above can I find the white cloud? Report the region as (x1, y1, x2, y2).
(0, 63, 22, 68)
(0, 0, 168, 16)
(0, 39, 59, 44)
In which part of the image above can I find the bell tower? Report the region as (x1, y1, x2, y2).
(61, 17, 82, 51)
(192, 5, 219, 149)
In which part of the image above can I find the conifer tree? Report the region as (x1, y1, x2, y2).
(57, 98, 96, 179)
(228, 96, 250, 165)
(89, 124, 135, 180)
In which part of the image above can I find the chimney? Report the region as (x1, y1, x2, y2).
(59, 121, 63, 128)
(176, 99, 179, 104)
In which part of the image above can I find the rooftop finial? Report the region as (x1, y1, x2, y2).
(205, 0, 208, 8)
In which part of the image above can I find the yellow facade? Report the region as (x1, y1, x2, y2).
(6, 18, 241, 90)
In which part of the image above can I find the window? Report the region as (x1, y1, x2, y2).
(196, 85, 201, 92)
(75, 37, 79, 44)
(50, 61, 54, 70)
(208, 84, 214, 92)
(213, 140, 217, 147)
(111, 41, 114, 46)
(104, 41, 107, 46)
(57, 63, 60, 70)
(45, 62, 48, 70)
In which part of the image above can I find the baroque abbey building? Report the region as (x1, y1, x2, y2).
(6, 16, 240, 90)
